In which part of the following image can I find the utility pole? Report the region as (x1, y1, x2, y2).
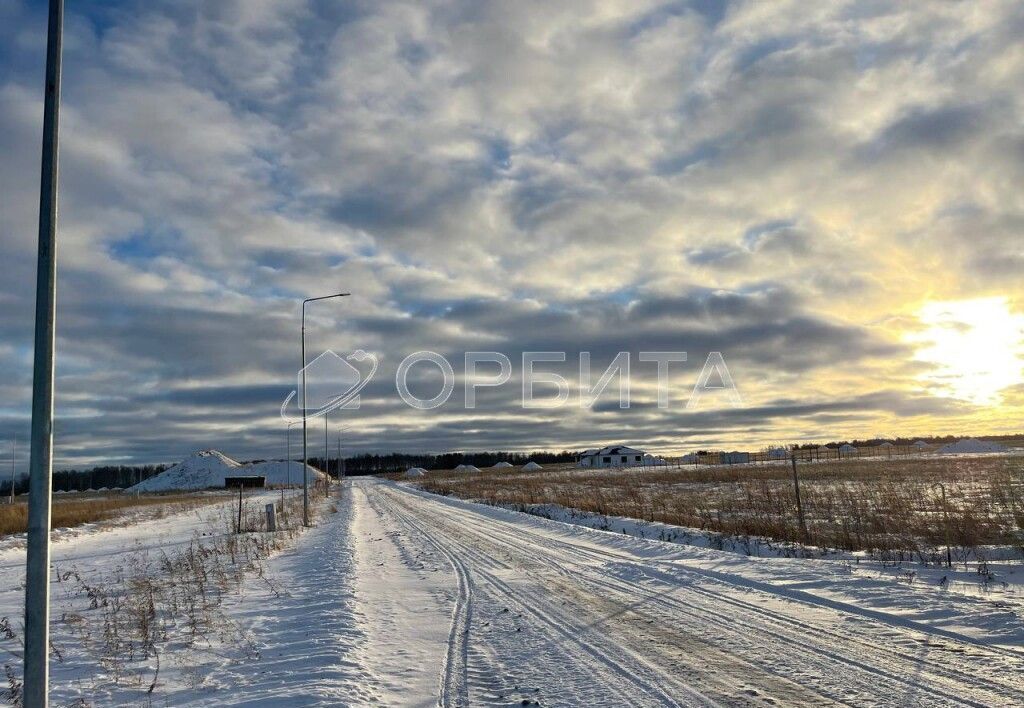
(790, 452, 808, 542)
(324, 409, 329, 493)
(25, 1, 64, 705)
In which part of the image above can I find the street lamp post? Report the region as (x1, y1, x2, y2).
(301, 292, 349, 526)
(24, 1, 64, 705)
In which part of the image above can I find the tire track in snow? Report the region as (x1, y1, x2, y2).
(481, 521, 1024, 704)
(375, 488, 472, 706)
(464, 520, 1022, 706)
(383, 482, 1024, 707)
(376, 483, 719, 707)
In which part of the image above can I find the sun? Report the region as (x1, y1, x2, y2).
(908, 297, 1024, 404)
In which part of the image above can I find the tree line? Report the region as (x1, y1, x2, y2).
(2, 464, 169, 497)
(306, 450, 578, 476)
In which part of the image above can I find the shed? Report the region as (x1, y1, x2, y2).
(225, 476, 265, 489)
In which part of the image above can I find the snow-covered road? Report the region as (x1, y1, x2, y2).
(214, 478, 1024, 706)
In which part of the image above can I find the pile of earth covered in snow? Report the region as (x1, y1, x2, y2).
(937, 438, 1008, 455)
(128, 450, 326, 492)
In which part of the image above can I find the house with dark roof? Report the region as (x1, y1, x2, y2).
(578, 445, 646, 468)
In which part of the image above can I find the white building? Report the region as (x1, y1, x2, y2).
(578, 445, 647, 468)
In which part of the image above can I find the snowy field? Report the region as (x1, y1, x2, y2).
(415, 453, 1024, 565)
(2, 477, 1023, 705)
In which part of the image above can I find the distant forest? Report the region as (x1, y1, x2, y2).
(304, 450, 578, 476)
(2, 464, 169, 496)
(1, 451, 578, 495)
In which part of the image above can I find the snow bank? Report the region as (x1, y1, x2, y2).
(128, 450, 325, 492)
(461, 465, 481, 473)
(404, 467, 427, 478)
(246, 460, 326, 487)
(937, 438, 1007, 455)
(491, 461, 513, 468)
(522, 461, 542, 471)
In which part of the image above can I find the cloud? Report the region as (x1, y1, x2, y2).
(0, 0, 1021, 465)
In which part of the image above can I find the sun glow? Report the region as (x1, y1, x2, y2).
(909, 297, 1024, 404)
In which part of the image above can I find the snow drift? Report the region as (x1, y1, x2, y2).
(492, 461, 513, 468)
(937, 438, 1007, 455)
(404, 467, 427, 478)
(128, 450, 326, 492)
(522, 461, 543, 471)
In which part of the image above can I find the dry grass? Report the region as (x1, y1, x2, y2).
(414, 457, 1024, 561)
(2, 490, 321, 703)
(0, 493, 232, 538)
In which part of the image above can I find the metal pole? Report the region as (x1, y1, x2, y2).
(933, 483, 952, 568)
(791, 453, 807, 542)
(301, 302, 308, 526)
(300, 292, 349, 526)
(8, 435, 14, 504)
(25, 1, 63, 704)
(324, 409, 329, 493)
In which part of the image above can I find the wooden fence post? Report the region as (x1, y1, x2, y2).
(791, 453, 808, 542)
(236, 484, 243, 534)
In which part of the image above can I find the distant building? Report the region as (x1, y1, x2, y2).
(767, 447, 789, 460)
(839, 444, 858, 455)
(578, 445, 646, 468)
(721, 451, 751, 464)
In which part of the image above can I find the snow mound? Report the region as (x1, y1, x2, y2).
(522, 461, 543, 471)
(404, 467, 427, 478)
(492, 461, 513, 468)
(461, 465, 481, 473)
(937, 438, 1006, 455)
(128, 451, 325, 492)
(246, 460, 326, 487)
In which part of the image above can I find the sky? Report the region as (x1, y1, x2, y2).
(1, 0, 1024, 467)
